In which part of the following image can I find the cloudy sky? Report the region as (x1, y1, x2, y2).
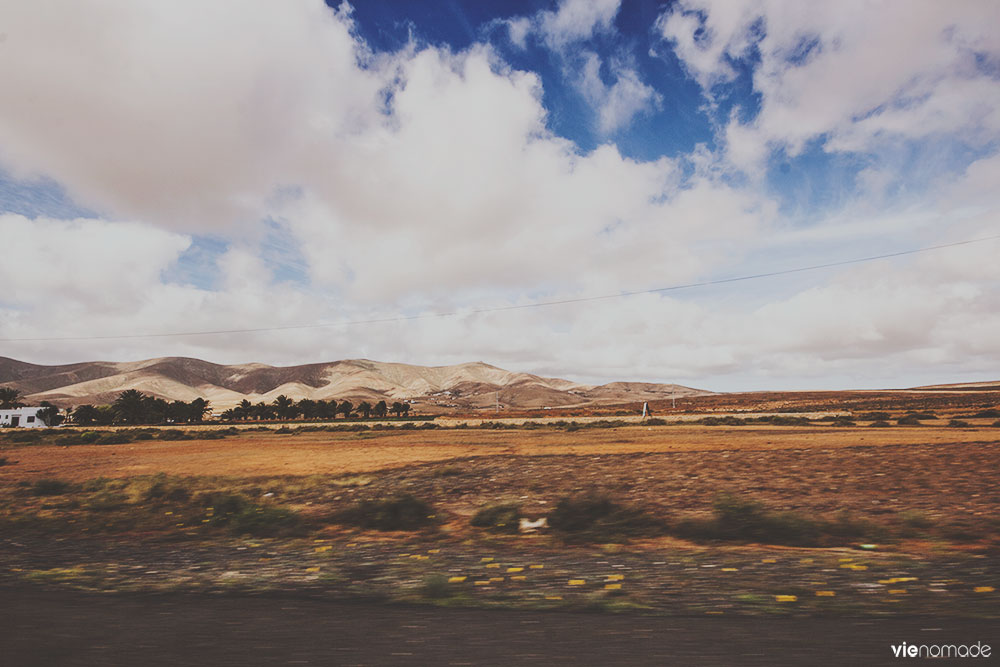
(1, 0, 999, 391)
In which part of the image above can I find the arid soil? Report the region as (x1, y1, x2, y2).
(2, 423, 997, 481)
(1, 415, 998, 620)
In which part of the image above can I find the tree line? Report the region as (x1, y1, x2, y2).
(71, 390, 211, 426)
(1, 387, 413, 426)
(218, 396, 410, 421)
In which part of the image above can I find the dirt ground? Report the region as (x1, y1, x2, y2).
(2, 423, 998, 481)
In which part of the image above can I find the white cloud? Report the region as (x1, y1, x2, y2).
(579, 53, 662, 133)
(1, 1, 998, 391)
(658, 0, 1000, 172)
(536, 0, 621, 50)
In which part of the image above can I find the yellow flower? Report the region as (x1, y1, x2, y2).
(486, 563, 500, 569)
(606, 574, 624, 581)
(511, 575, 526, 581)
(721, 568, 738, 572)
(448, 576, 467, 583)
(974, 586, 995, 593)
(489, 577, 504, 583)
(545, 595, 562, 600)
(888, 589, 907, 595)
(761, 558, 776, 563)
(774, 595, 797, 602)
(529, 564, 544, 569)
(474, 580, 490, 586)
(305, 567, 320, 573)
(481, 557, 494, 562)
(568, 579, 586, 586)
(315, 546, 332, 553)
(815, 591, 835, 597)
(427, 549, 440, 554)
(507, 567, 524, 573)
(605, 583, 622, 590)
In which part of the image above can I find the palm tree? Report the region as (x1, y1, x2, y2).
(0, 387, 23, 409)
(272, 395, 298, 420)
(72, 404, 99, 426)
(357, 401, 372, 419)
(114, 389, 148, 424)
(234, 399, 253, 421)
(337, 400, 353, 419)
(373, 400, 388, 418)
(190, 397, 211, 422)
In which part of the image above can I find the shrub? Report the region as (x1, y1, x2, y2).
(335, 494, 435, 531)
(55, 431, 101, 446)
(904, 412, 936, 420)
(859, 412, 891, 421)
(755, 416, 812, 426)
(470, 503, 521, 533)
(698, 416, 746, 426)
(993, 420, 1000, 428)
(547, 493, 662, 542)
(0, 456, 11, 466)
(195, 491, 303, 537)
(128, 473, 190, 503)
(972, 409, 1000, 419)
(31, 478, 72, 496)
(897, 415, 923, 426)
(829, 417, 856, 427)
(868, 420, 891, 428)
(96, 433, 132, 445)
(157, 430, 194, 441)
(948, 419, 971, 428)
(644, 418, 666, 426)
(5, 431, 43, 444)
(421, 573, 452, 599)
(674, 494, 873, 547)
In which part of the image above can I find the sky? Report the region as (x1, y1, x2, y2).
(1, 0, 999, 392)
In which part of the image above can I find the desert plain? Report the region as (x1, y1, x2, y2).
(1, 388, 998, 626)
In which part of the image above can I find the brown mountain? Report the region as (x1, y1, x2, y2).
(0, 356, 712, 412)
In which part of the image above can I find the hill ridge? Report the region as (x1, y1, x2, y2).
(0, 356, 712, 412)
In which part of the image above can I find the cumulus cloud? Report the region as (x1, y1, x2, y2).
(501, 0, 658, 133)
(658, 0, 1000, 172)
(1, 1, 998, 390)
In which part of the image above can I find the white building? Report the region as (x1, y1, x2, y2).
(0, 407, 49, 428)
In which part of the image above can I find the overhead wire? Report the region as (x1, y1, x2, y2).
(2, 233, 998, 343)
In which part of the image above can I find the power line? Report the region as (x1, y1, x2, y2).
(3, 233, 998, 343)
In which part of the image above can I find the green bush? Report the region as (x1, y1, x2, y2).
(96, 433, 132, 445)
(195, 491, 303, 537)
(674, 494, 873, 547)
(55, 431, 101, 446)
(698, 416, 746, 426)
(335, 494, 435, 531)
(470, 503, 521, 533)
(31, 478, 72, 496)
(157, 430, 194, 441)
(547, 493, 662, 542)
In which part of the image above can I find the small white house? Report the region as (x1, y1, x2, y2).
(0, 407, 49, 428)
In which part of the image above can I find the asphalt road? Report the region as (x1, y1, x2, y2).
(1, 587, 995, 666)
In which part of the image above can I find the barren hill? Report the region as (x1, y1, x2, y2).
(0, 357, 712, 412)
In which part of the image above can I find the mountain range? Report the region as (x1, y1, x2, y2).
(0, 356, 712, 412)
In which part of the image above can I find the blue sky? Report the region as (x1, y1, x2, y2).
(0, 0, 998, 390)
